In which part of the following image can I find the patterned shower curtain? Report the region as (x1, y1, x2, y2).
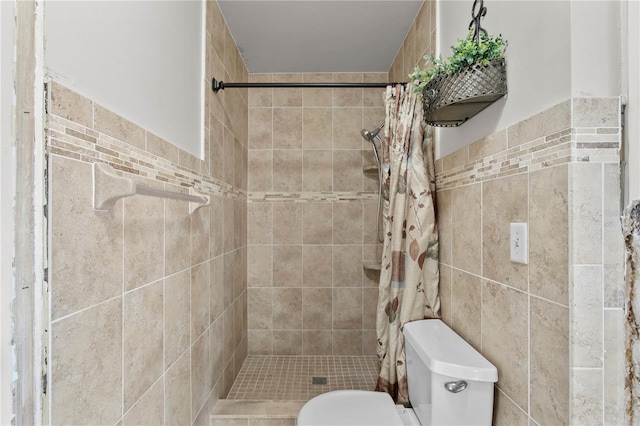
(375, 84, 440, 405)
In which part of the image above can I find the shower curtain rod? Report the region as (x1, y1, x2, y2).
(212, 78, 406, 92)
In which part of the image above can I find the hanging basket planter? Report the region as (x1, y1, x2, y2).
(410, 0, 508, 127)
(421, 58, 507, 127)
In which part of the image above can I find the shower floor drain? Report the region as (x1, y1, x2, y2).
(312, 376, 328, 385)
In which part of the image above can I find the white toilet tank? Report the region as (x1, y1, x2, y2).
(403, 320, 498, 426)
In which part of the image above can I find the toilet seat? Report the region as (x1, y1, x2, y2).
(297, 390, 405, 426)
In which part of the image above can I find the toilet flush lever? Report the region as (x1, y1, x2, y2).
(444, 380, 468, 393)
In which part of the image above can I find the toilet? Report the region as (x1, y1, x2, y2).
(297, 319, 498, 426)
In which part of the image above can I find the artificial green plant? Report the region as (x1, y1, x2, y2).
(409, 31, 507, 91)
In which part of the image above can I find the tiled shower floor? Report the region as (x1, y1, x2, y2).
(227, 355, 379, 401)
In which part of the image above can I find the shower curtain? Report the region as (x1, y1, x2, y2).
(375, 84, 440, 405)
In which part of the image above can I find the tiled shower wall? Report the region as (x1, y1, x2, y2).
(246, 74, 387, 356)
(435, 99, 625, 425)
(45, 2, 248, 425)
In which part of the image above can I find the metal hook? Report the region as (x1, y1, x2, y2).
(469, 0, 488, 45)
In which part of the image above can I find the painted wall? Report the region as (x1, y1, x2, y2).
(1, 1, 16, 424)
(43, 0, 205, 157)
(435, 0, 621, 158)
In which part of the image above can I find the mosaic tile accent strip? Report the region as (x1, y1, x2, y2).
(436, 127, 620, 191)
(248, 191, 378, 203)
(227, 355, 378, 401)
(46, 83, 246, 201)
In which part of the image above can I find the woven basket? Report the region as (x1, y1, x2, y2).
(421, 58, 507, 127)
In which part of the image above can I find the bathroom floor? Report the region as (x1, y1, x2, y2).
(227, 355, 379, 401)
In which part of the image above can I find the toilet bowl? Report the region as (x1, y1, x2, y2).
(297, 320, 498, 426)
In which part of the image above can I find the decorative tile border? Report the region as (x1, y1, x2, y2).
(46, 82, 246, 201)
(248, 192, 378, 203)
(437, 126, 620, 191)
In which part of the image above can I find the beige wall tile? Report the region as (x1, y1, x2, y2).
(51, 298, 122, 425)
(507, 100, 571, 147)
(249, 149, 273, 192)
(451, 183, 482, 275)
(493, 388, 528, 426)
(147, 131, 180, 164)
(481, 280, 528, 410)
(529, 164, 569, 305)
(333, 203, 363, 244)
(191, 262, 211, 342)
(248, 245, 273, 288)
(273, 75, 302, 107)
(302, 74, 333, 107)
(468, 129, 507, 163)
(124, 281, 164, 411)
(248, 202, 273, 245)
(248, 288, 273, 330)
(273, 203, 302, 244)
(49, 81, 94, 128)
(209, 257, 223, 322)
(123, 182, 164, 291)
(273, 245, 302, 288)
(192, 331, 212, 422)
(165, 193, 191, 275)
(303, 108, 333, 149)
(333, 74, 363, 107)
(248, 108, 272, 149)
(249, 75, 273, 107)
(303, 288, 332, 330)
(302, 245, 333, 287)
(571, 265, 603, 368)
(94, 103, 146, 149)
(333, 108, 363, 149)
(273, 288, 302, 330)
(450, 270, 481, 350)
(438, 264, 452, 326)
(165, 270, 190, 369)
(164, 351, 191, 426)
(273, 108, 302, 149)
(210, 117, 225, 181)
(191, 203, 211, 265)
(333, 150, 363, 191)
(604, 309, 625, 424)
(248, 330, 273, 355)
(573, 97, 619, 128)
(333, 288, 363, 330)
(333, 245, 363, 287)
(570, 163, 603, 265)
(303, 330, 332, 355)
(50, 156, 123, 320)
(122, 377, 164, 426)
(570, 368, 603, 425)
(273, 331, 303, 355)
(303, 150, 333, 191)
(436, 189, 452, 266)
(333, 330, 362, 355)
(210, 195, 224, 258)
(273, 150, 302, 191)
(363, 288, 378, 330)
(482, 174, 528, 291)
(211, 316, 225, 380)
(530, 296, 569, 425)
(303, 203, 333, 244)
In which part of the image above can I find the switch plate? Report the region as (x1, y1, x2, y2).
(510, 223, 528, 264)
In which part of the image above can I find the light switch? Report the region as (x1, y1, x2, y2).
(510, 223, 528, 264)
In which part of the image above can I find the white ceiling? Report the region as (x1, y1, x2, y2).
(217, 1, 424, 73)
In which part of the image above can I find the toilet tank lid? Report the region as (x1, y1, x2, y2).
(403, 320, 498, 383)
